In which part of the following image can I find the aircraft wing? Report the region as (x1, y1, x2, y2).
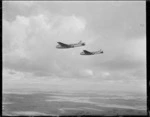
(83, 50, 92, 54)
(57, 42, 70, 47)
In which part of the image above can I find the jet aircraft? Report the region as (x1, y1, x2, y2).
(56, 41, 85, 49)
(80, 49, 103, 55)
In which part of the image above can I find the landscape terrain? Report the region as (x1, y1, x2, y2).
(3, 89, 147, 116)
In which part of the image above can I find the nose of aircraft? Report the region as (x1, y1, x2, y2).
(56, 45, 60, 48)
(80, 51, 84, 55)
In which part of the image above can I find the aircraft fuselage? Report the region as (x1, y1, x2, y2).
(80, 51, 103, 55)
(56, 43, 85, 49)
(80, 52, 94, 55)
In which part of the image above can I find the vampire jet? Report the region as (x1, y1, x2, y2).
(56, 41, 85, 49)
(80, 49, 103, 55)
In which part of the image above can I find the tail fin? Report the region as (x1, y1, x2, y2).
(95, 49, 103, 54)
(78, 40, 82, 44)
(97, 49, 101, 53)
(99, 49, 103, 53)
(100, 49, 103, 52)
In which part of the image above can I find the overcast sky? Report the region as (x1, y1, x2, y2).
(3, 1, 146, 93)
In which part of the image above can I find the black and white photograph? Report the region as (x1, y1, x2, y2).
(2, 1, 147, 116)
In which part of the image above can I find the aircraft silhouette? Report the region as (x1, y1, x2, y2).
(56, 41, 103, 55)
(80, 49, 103, 55)
(56, 41, 85, 49)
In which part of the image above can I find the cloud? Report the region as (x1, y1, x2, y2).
(84, 69, 94, 76)
(102, 72, 110, 77)
(91, 36, 146, 72)
(130, 69, 146, 80)
(3, 13, 87, 78)
(3, 16, 29, 59)
(87, 1, 145, 39)
(3, 13, 146, 80)
(79, 69, 94, 78)
(3, 2, 146, 93)
(9, 1, 34, 7)
(99, 56, 145, 71)
(59, 15, 86, 34)
(3, 1, 37, 22)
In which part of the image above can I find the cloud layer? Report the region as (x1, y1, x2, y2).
(3, 1, 146, 93)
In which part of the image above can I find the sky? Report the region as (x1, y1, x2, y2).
(3, 1, 146, 93)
